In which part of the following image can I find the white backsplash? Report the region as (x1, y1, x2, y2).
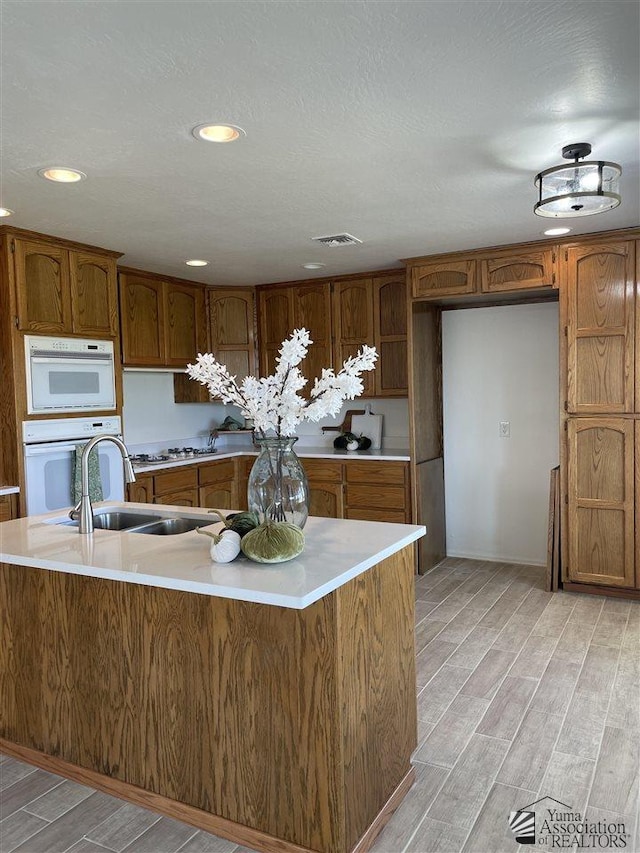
(122, 371, 410, 453)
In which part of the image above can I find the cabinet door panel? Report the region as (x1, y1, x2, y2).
(308, 482, 343, 518)
(566, 243, 634, 413)
(154, 467, 198, 495)
(199, 483, 236, 510)
(412, 260, 476, 299)
(295, 283, 332, 386)
(15, 240, 71, 332)
(374, 276, 408, 396)
(127, 477, 154, 503)
(480, 250, 554, 293)
(198, 460, 236, 486)
(333, 280, 375, 397)
(258, 288, 294, 375)
(567, 418, 634, 588)
(165, 283, 206, 366)
(70, 253, 118, 336)
(120, 276, 165, 365)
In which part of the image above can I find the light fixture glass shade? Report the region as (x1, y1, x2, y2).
(534, 160, 621, 218)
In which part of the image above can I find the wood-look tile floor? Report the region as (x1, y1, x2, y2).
(1, 557, 639, 853)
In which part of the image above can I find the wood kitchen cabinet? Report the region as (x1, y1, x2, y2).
(127, 475, 154, 504)
(411, 259, 477, 300)
(198, 459, 237, 510)
(566, 417, 635, 588)
(13, 237, 119, 336)
(565, 241, 635, 414)
(304, 459, 344, 518)
(479, 247, 556, 293)
(0, 494, 19, 522)
(208, 288, 255, 382)
(344, 461, 411, 523)
(257, 282, 332, 388)
(332, 278, 376, 397)
(373, 274, 408, 395)
(410, 246, 556, 301)
(119, 269, 206, 368)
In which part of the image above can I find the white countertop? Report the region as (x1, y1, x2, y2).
(133, 445, 410, 473)
(0, 502, 425, 609)
(0, 486, 19, 496)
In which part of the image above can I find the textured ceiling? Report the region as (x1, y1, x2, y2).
(2, 0, 639, 285)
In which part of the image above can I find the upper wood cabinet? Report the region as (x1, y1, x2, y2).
(565, 241, 635, 414)
(257, 272, 408, 398)
(14, 238, 118, 336)
(566, 417, 635, 588)
(257, 282, 332, 389)
(373, 274, 408, 395)
(410, 246, 556, 300)
(411, 259, 476, 299)
(165, 282, 207, 367)
(208, 288, 255, 384)
(120, 273, 165, 365)
(258, 286, 295, 376)
(333, 278, 376, 397)
(479, 248, 555, 293)
(119, 270, 206, 367)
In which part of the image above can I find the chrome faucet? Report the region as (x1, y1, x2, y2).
(70, 435, 136, 534)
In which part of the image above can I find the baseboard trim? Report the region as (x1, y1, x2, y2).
(0, 739, 415, 853)
(445, 550, 546, 567)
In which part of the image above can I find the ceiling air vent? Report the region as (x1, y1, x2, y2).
(311, 233, 363, 247)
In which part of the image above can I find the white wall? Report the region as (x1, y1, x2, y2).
(122, 372, 231, 446)
(122, 371, 409, 449)
(442, 303, 559, 565)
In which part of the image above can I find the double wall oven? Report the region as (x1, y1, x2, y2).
(22, 335, 123, 515)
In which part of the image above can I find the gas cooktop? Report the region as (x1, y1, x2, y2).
(130, 447, 217, 466)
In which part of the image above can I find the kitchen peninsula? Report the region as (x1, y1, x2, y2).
(0, 504, 425, 853)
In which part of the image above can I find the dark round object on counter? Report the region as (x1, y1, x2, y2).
(358, 436, 372, 450)
(333, 434, 349, 449)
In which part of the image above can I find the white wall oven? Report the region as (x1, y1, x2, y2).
(25, 335, 116, 415)
(23, 417, 125, 515)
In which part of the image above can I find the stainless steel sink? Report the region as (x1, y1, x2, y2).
(132, 517, 212, 536)
(56, 510, 163, 530)
(49, 507, 212, 535)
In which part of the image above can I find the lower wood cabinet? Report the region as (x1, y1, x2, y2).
(566, 417, 636, 589)
(0, 493, 19, 522)
(125, 454, 412, 524)
(344, 461, 411, 523)
(304, 459, 345, 519)
(198, 460, 237, 510)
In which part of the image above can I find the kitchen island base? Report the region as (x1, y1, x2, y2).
(0, 546, 417, 853)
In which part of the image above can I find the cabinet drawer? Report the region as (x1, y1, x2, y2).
(345, 507, 407, 523)
(303, 459, 343, 483)
(345, 484, 406, 510)
(154, 488, 199, 507)
(153, 467, 198, 495)
(198, 460, 236, 486)
(345, 461, 407, 485)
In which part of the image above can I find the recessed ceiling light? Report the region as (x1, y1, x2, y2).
(544, 227, 572, 236)
(0, 207, 14, 217)
(302, 263, 326, 270)
(38, 167, 86, 183)
(192, 124, 245, 143)
(185, 259, 208, 267)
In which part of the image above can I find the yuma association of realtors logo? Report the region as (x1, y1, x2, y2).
(508, 797, 630, 848)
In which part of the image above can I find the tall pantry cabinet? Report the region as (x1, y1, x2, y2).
(562, 239, 638, 590)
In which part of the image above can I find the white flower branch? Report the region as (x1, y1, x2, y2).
(186, 328, 378, 437)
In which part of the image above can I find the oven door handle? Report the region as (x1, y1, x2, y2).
(24, 442, 89, 456)
(30, 356, 112, 365)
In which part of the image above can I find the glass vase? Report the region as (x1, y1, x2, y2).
(247, 437, 309, 528)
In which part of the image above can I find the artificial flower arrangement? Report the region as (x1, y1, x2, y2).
(186, 328, 378, 437)
(187, 328, 377, 563)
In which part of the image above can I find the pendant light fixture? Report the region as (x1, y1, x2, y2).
(534, 143, 621, 218)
